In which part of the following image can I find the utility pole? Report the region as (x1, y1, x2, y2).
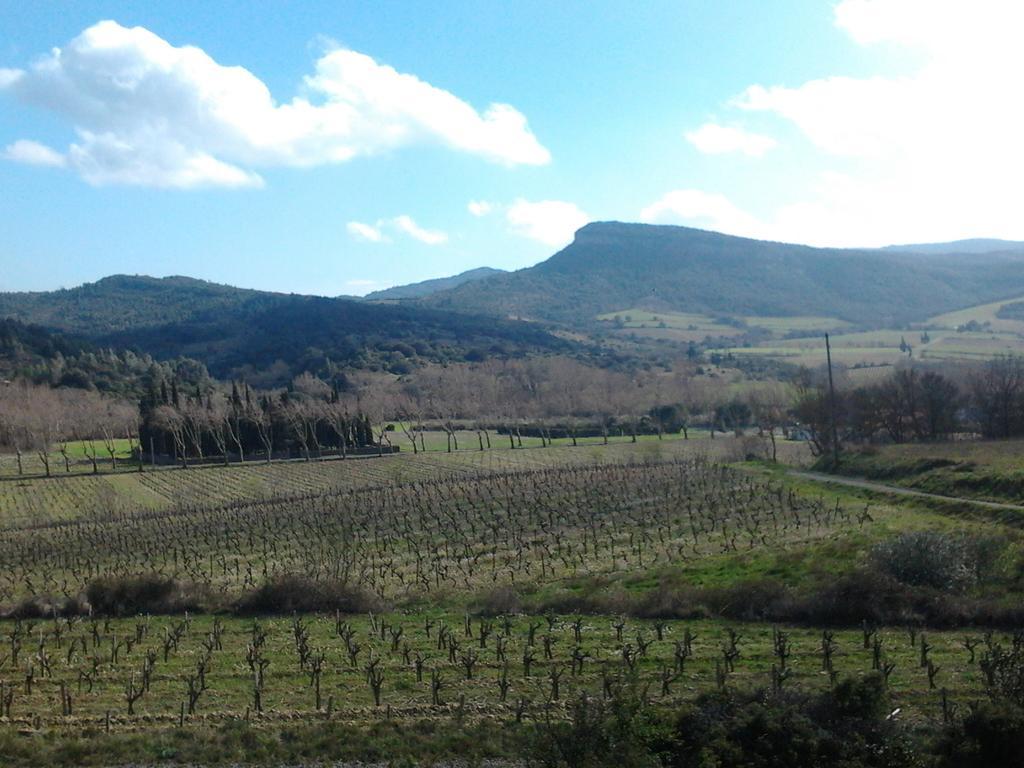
(825, 333, 840, 466)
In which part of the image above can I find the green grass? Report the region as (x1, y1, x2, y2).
(597, 308, 850, 340)
(928, 293, 1024, 334)
(832, 442, 1024, 507)
(0, 612, 996, 735)
(714, 325, 1024, 367)
(60, 438, 134, 460)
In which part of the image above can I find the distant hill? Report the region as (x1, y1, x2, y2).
(0, 318, 90, 379)
(881, 238, 1024, 256)
(424, 222, 1024, 327)
(364, 267, 505, 300)
(0, 276, 576, 382)
(0, 275, 264, 335)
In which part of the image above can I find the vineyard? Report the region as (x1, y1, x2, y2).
(0, 434, 808, 525)
(0, 441, 1017, 761)
(0, 611, 1004, 731)
(0, 459, 836, 605)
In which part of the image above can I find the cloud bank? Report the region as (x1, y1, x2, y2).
(0, 21, 550, 188)
(668, 0, 1024, 246)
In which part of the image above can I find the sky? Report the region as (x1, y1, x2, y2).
(1, 0, 1020, 296)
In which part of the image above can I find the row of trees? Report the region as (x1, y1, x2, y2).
(0, 383, 138, 476)
(11, 353, 1024, 474)
(5, 356, 783, 472)
(796, 356, 1024, 457)
(142, 378, 380, 465)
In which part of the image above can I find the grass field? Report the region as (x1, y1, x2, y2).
(927, 293, 1024, 335)
(597, 308, 850, 344)
(0, 438, 136, 481)
(713, 327, 1024, 368)
(833, 439, 1024, 506)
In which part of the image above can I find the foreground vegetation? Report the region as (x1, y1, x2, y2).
(832, 440, 1024, 506)
(0, 605, 1022, 766)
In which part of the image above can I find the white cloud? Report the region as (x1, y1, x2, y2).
(506, 199, 590, 247)
(0, 68, 22, 88)
(639, 190, 764, 239)
(718, 0, 1024, 245)
(391, 215, 448, 245)
(685, 123, 776, 156)
(347, 221, 386, 242)
(467, 200, 493, 217)
(0, 20, 550, 188)
(347, 216, 447, 245)
(3, 139, 66, 167)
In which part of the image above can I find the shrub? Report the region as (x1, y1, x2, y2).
(4, 594, 85, 619)
(233, 575, 382, 615)
(939, 700, 1024, 768)
(531, 686, 672, 768)
(85, 575, 203, 616)
(870, 532, 976, 591)
(669, 682, 916, 768)
(471, 584, 522, 616)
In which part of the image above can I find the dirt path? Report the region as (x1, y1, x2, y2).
(787, 470, 1024, 513)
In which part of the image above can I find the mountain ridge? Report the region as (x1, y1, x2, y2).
(0, 275, 578, 383)
(422, 222, 1024, 326)
(364, 267, 506, 300)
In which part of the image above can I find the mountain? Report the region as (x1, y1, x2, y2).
(881, 238, 1024, 256)
(424, 222, 1024, 327)
(364, 267, 506, 300)
(0, 276, 576, 383)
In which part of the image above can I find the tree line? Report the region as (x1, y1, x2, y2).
(795, 355, 1024, 458)
(9, 353, 1024, 477)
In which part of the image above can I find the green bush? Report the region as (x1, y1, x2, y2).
(870, 532, 976, 591)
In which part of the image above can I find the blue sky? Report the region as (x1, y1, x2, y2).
(1, 1, 1018, 295)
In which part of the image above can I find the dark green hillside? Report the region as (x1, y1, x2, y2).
(0, 274, 261, 335)
(0, 276, 580, 383)
(426, 222, 1024, 326)
(98, 293, 575, 380)
(0, 318, 89, 366)
(364, 266, 505, 300)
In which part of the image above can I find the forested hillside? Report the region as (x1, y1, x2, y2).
(425, 222, 1024, 326)
(0, 276, 580, 384)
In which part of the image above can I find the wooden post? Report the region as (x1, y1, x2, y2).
(825, 333, 840, 467)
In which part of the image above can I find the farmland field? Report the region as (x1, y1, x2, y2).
(0, 450, 1013, 744)
(0, 612, 995, 731)
(597, 308, 850, 344)
(1, 432, 1021, 764)
(927, 293, 1024, 334)
(713, 326, 1024, 368)
(0, 433, 808, 524)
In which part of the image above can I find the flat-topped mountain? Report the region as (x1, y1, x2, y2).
(424, 222, 1024, 326)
